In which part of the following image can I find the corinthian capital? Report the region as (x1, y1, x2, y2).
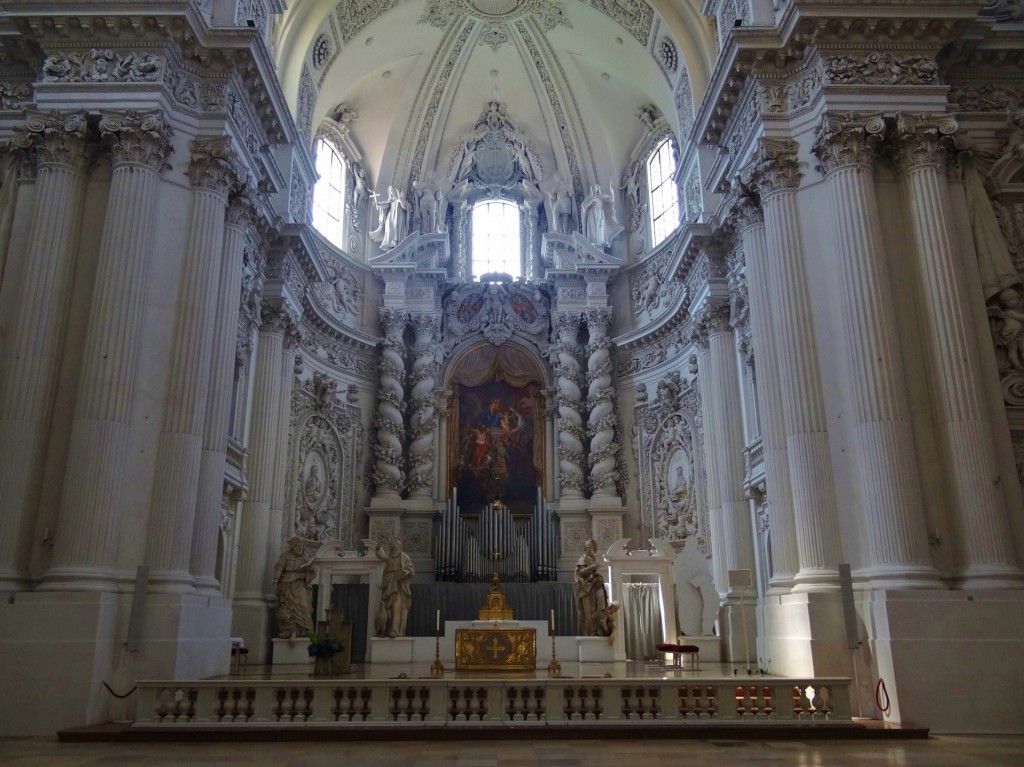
(187, 137, 243, 195)
(378, 307, 408, 339)
(811, 113, 887, 175)
(100, 110, 173, 171)
(747, 138, 801, 197)
(733, 194, 763, 231)
(13, 110, 95, 172)
(890, 113, 959, 175)
(584, 307, 613, 336)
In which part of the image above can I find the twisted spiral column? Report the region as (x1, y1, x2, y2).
(894, 115, 1022, 588)
(585, 308, 619, 497)
(552, 313, 586, 499)
(373, 308, 408, 498)
(42, 110, 172, 591)
(0, 111, 93, 590)
(407, 314, 441, 497)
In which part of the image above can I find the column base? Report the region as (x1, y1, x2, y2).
(854, 589, 1024, 732)
(859, 564, 945, 590)
(953, 564, 1024, 590)
(135, 592, 232, 681)
(0, 591, 122, 735)
(36, 565, 121, 592)
(231, 596, 274, 666)
(792, 566, 841, 592)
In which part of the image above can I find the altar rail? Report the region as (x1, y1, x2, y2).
(134, 678, 851, 728)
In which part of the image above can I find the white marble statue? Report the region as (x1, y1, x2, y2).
(273, 536, 316, 639)
(546, 175, 574, 234)
(672, 536, 717, 636)
(373, 538, 414, 638)
(370, 185, 410, 249)
(580, 182, 624, 249)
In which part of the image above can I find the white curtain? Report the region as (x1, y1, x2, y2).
(621, 583, 663, 661)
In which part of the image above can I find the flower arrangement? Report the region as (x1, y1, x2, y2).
(307, 632, 343, 660)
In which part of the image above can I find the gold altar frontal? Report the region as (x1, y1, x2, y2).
(454, 627, 537, 671)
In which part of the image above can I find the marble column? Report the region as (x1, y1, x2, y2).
(145, 138, 240, 592)
(812, 115, 940, 588)
(0, 112, 93, 590)
(585, 308, 619, 498)
(232, 307, 293, 658)
(703, 304, 758, 597)
(41, 111, 172, 590)
(190, 197, 254, 594)
(751, 139, 842, 590)
(551, 313, 586, 500)
(265, 331, 299, 592)
(894, 114, 1023, 588)
(735, 200, 799, 590)
(693, 343, 728, 594)
(372, 308, 407, 498)
(407, 314, 441, 498)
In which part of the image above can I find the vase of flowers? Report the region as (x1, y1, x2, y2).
(307, 632, 343, 677)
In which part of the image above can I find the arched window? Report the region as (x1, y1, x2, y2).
(312, 138, 345, 248)
(647, 138, 679, 248)
(471, 199, 521, 280)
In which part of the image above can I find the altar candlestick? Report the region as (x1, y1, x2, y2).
(436, 609, 440, 633)
(550, 608, 555, 633)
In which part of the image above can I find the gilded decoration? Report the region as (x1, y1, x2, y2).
(455, 627, 537, 671)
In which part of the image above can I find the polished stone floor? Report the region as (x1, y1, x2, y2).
(3, 735, 1023, 766)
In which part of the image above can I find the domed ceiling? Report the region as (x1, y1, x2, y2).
(273, 0, 712, 210)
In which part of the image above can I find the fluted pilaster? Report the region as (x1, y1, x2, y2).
(191, 196, 255, 594)
(585, 308, 619, 497)
(408, 314, 441, 497)
(552, 313, 586, 498)
(693, 344, 727, 595)
(0, 111, 93, 590)
(735, 201, 799, 590)
(811, 114, 940, 587)
(42, 111, 173, 590)
(894, 114, 1022, 588)
(373, 308, 407, 497)
(703, 304, 757, 597)
(752, 139, 842, 590)
(145, 138, 241, 592)
(234, 308, 292, 604)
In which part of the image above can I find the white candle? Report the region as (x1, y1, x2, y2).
(436, 609, 440, 632)
(550, 608, 555, 633)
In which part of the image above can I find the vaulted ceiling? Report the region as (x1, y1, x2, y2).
(273, 0, 714, 201)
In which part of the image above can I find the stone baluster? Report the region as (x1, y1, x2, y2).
(190, 196, 255, 594)
(702, 303, 758, 596)
(145, 138, 241, 592)
(407, 314, 441, 498)
(372, 308, 407, 498)
(232, 306, 295, 661)
(585, 308, 619, 498)
(750, 139, 842, 591)
(551, 313, 586, 499)
(40, 111, 172, 590)
(811, 115, 941, 587)
(734, 199, 799, 590)
(0, 111, 93, 590)
(893, 114, 1023, 588)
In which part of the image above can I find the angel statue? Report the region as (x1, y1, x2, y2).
(989, 286, 1024, 371)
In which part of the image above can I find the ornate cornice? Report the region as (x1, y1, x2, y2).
(99, 110, 173, 171)
(811, 113, 887, 175)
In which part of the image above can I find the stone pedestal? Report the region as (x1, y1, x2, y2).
(271, 637, 315, 666)
(577, 636, 615, 662)
(368, 636, 415, 664)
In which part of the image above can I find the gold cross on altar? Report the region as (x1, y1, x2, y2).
(486, 637, 506, 660)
